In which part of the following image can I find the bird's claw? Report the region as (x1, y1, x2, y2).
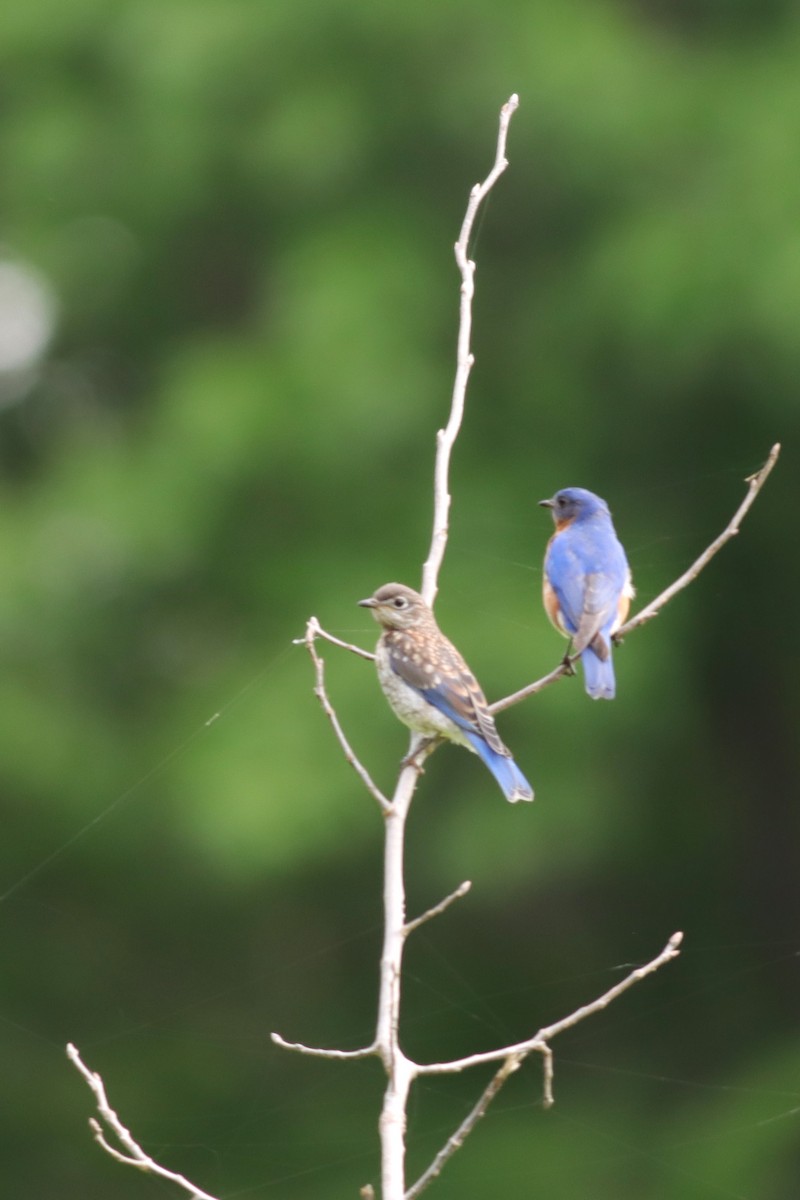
(401, 750, 426, 774)
(401, 737, 436, 774)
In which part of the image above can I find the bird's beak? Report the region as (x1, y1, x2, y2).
(538, 498, 554, 509)
(358, 597, 377, 608)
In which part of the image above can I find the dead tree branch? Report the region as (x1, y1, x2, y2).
(421, 95, 519, 608)
(303, 616, 391, 811)
(66, 1044, 219, 1200)
(617, 443, 780, 637)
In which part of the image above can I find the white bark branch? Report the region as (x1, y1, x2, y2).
(403, 880, 472, 936)
(374, 98, 521, 1200)
(617, 441, 780, 637)
(270, 1032, 377, 1060)
(421, 94, 519, 609)
(66, 1044, 220, 1200)
(303, 617, 391, 811)
(404, 1054, 523, 1200)
(294, 621, 375, 661)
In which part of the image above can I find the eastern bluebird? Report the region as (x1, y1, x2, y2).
(359, 583, 533, 803)
(539, 487, 634, 700)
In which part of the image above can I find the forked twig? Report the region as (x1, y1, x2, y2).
(67, 1044, 219, 1200)
(405, 932, 683, 1199)
(405, 1055, 523, 1200)
(303, 617, 390, 811)
(294, 622, 375, 661)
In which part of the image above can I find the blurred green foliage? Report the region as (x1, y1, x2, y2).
(0, 0, 797, 1196)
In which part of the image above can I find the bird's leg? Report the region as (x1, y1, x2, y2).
(561, 640, 577, 676)
(401, 737, 437, 773)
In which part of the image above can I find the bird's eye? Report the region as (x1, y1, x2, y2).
(392, 597, 407, 608)
(556, 496, 567, 508)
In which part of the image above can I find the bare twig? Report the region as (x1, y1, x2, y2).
(304, 617, 391, 811)
(270, 1032, 377, 1060)
(405, 1054, 523, 1200)
(489, 659, 574, 714)
(491, 445, 781, 714)
(541, 1039, 555, 1108)
(403, 880, 472, 936)
(294, 622, 375, 661)
(421, 94, 519, 609)
(67, 1044, 220, 1200)
(618, 443, 780, 637)
(374, 751, 423, 1199)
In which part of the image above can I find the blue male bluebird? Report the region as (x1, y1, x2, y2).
(359, 583, 533, 803)
(539, 487, 634, 700)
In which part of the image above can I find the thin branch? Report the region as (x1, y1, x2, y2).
(303, 617, 391, 812)
(294, 622, 375, 661)
(489, 658, 574, 714)
(405, 1054, 523, 1200)
(66, 1044, 220, 1200)
(491, 445, 781, 714)
(540, 1039, 555, 1108)
(421, 94, 520, 608)
(538, 930, 684, 1041)
(617, 442, 780, 637)
(417, 931, 683, 1076)
(270, 1032, 378, 1060)
(403, 880, 472, 936)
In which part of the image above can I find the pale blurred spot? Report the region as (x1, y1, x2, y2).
(0, 259, 58, 406)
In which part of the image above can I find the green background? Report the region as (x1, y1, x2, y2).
(1, 1, 797, 1196)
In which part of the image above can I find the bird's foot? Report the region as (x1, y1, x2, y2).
(401, 737, 436, 774)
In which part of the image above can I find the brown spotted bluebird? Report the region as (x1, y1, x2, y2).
(358, 583, 533, 803)
(540, 487, 634, 699)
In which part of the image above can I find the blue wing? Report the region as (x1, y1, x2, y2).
(546, 520, 628, 650)
(385, 630, 533, 802)
(463, 731, 534, 803)
(386, 630, 505, 750)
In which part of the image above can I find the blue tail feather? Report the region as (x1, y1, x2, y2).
(466, 733, 534, 803)
(580, 647, 616, 700)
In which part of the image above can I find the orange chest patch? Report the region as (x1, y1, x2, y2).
(542, 576, 569, 636)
